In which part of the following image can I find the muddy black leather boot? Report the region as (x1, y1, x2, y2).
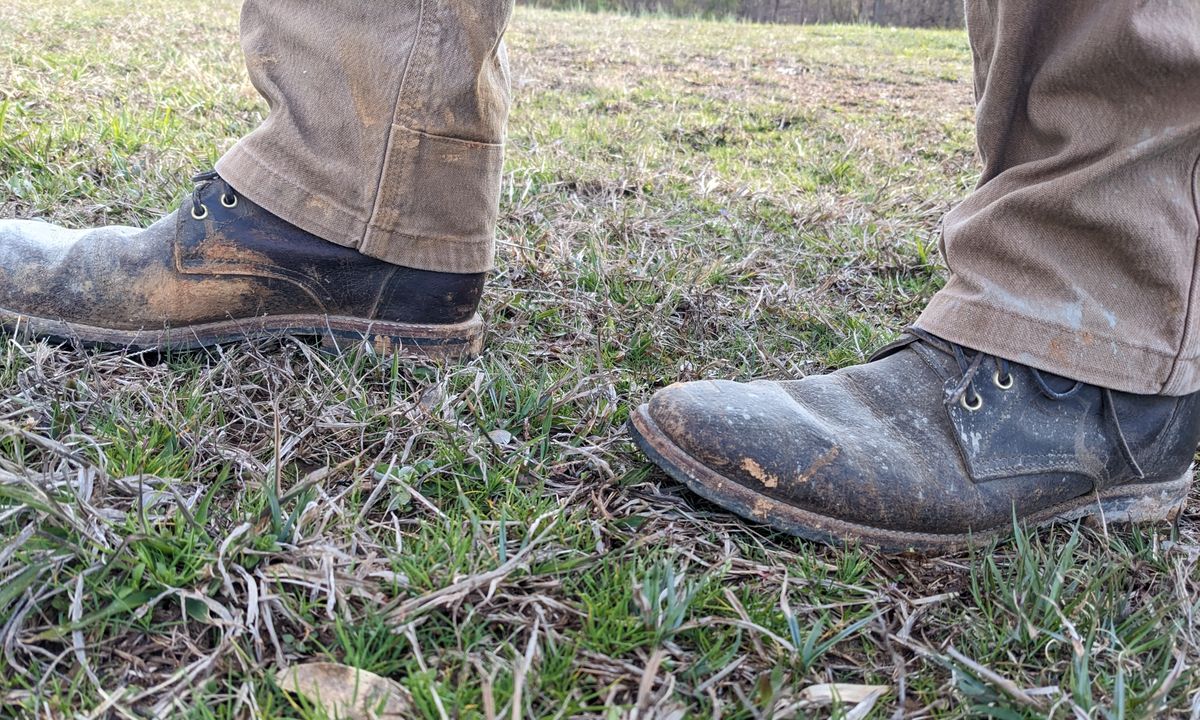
(0, 171, 486, 358)
(629, 329, 1200, 552)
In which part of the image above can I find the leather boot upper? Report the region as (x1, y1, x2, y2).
(647, 332, 1200, 535)
(0, 172, 485, 331)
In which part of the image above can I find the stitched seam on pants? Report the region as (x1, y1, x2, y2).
(979, 2, 1050, 186)
(1161, 148, 1200, 392)
(478, 3, 513, 145)
(362, 227, 493, 246)
(360, 0, 427, 247)
(929, 293, 1186, 359)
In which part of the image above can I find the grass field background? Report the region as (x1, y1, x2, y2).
(2, 1, 1199, 718)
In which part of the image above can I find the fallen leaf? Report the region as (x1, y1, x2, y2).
(417, 384, 444, 414)
(277, 662, 413, 719)
(487, 429, 513, 446)
(800, 683, 890, 719)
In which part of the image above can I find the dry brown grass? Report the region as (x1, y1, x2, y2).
(1, 2, 1199, 718)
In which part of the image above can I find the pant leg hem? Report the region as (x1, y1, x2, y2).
(916, 291, 1200, 396)
(216, 144, 369, 253)
(359, 125, 502, 274)
(216, 143, 494, 274)
(359, 228, 495, 274)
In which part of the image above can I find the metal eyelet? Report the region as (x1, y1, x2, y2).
(220, 193, 238, 209)
(960, 393, 984, 412)
(191, 203, 209, 221)
(993, 371, 1014, 390)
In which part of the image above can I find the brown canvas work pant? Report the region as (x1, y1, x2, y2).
(215, 0, 1200, 397)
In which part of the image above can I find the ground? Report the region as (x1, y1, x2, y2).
(1, 1, 1198, 718)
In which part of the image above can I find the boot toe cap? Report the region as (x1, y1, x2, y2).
(646, 378, 857, 495)
(643, 377, 986, 535)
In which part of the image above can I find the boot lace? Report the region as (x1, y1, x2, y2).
(189, 170, 238, 221)
(906, 327, 1144, 480)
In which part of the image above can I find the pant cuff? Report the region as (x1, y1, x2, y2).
(916, 290, 1200, 396)
(216, 145, 367, 254)
(360, 126, 502, 274)
(215, 137, 496, 274)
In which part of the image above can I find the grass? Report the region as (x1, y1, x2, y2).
(1, 1, 1199, 718)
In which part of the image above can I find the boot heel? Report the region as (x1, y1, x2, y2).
(1084, 466, 1193, 527)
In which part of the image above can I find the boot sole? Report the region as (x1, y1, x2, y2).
(628, 403, 1192, 553)
(0, 307, 485, 360)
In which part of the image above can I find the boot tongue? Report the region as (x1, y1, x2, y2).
(868, 333, 920, 362)
(876, 329, 1084, 392)
(871, 329, 970, 370)
(1038, 370, 1081, 394)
